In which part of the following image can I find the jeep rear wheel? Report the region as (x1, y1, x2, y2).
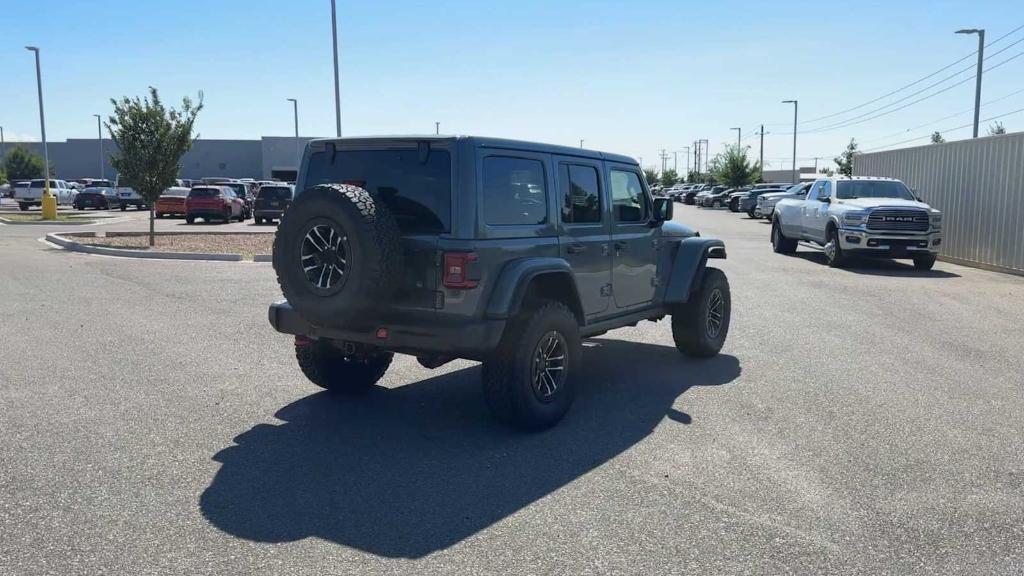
(295, 338, 393, 394)
(273, 184, 402, 327)
(672, 267, 731, 358)
(482, 301, 581, 431)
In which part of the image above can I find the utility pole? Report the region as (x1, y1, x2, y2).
(673, 151, 678, 172)
(956, 28, 985, 138)
(287, 98, 300, 168)
(756, 124, 766, 171)
(730, 127, 741, 150)
(782, 100, 798, 184)
(93, 114, 104, 179)
(580, 139, 584, 148)
(330, 0, 342, 137)
(435, 122, 440, 135)
(698, 139, 709, 173)
(0, 126, 5, 163)
(26, 46, 55, 220)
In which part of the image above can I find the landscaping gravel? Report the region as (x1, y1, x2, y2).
(76, 233, 274, 258)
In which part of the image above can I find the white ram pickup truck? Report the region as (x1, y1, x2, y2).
(770, 176, 943, 270)
(14, 179, 77, 211)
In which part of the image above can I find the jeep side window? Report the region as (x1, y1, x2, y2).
(609, 170, 646, 222)
(561, 164, 601, 224)
(482, 156, 547, 226)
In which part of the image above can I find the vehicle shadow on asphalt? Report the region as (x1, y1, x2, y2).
(790, 251, 960, 278)
(200, 339, 741, 558)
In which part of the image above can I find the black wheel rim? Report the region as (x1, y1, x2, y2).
(706, 288, 725, 339)
(300, 221, 351, 293)
(531, 331, 567, 402)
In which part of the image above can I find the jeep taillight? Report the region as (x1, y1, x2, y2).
(442, 252, 478, 289)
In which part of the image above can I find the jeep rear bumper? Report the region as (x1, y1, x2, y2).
(268, 300, 506, 360)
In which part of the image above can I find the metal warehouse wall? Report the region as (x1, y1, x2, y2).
(854, 133, 1024, 275)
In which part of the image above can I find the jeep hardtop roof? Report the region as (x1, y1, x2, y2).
(306, 135, 638, 166)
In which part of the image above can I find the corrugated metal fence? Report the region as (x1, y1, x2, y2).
(854, 133, 1024, 275)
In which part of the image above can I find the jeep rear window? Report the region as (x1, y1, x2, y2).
(482, 156, 547, 226)
(304, 148, 452, 233)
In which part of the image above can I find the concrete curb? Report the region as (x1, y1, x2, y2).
(0, 217, 99, 226)
(253, 254, 273, 262)
(46, 232, 243, 262)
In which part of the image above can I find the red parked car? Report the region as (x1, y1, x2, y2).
(155, 186, 191, 218)
(184, 186, 245, 224)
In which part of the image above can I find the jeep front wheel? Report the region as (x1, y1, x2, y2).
(672, 267, 731, 358)
(482, 301, 581, 431)
(294, 338, 393, 394)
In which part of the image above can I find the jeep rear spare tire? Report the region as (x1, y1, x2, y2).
(273, 183, 402, 327)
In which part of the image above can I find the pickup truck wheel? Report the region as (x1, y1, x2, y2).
(771, 219, 798, 254)
(120, 205, 127, 212)
(18, 204, 29, 212)
(482, 301, 581, 431)
(273, 184, 402, 327)
(185, 216, 195, 224)
(295, 338, 392, 394)
(913, 255, 936, 270)
(672, 267, 731, 358)
(824, 227, 847, 268)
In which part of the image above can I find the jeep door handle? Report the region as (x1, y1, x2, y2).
(567, 244, 586, 254)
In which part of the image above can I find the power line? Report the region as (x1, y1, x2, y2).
(797, 23, 1024, 126)
(800, 46, 1024, 135)
(861, 86, 1024, 144)
(862, 105, 1024, 152)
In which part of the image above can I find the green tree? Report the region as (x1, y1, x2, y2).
(820, 166, 835, 177)
(108, 87, 203, 246)
(660, 168, 679, 186)
(710, 145, 761, 188)
(3, 146, 47, 180)
(930, 131, 945, 144)
(834, 139, 858, 177)
(0, 167, 7, 185)
(642, 168, 658, 186)
(988, 122, 1007, 136)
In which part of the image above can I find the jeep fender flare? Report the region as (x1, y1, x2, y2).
(661, 237, 727, 305)
(485, 258, 583, 321)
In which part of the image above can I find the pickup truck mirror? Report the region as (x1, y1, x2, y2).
(652, 197, 673, 223)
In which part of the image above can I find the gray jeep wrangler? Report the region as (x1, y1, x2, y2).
(269, 136, 731, 430)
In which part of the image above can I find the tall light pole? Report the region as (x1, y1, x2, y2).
(1, 126, 5, 163)
(330, 0, 342, 137)
(435, 122, 440, 135)
(782, 100, 798, 184)
(580, 139, 584, 148)
(756, 124, 766, 172)
(730, 127, 741, 150)
(26, 46, 55, 220)
(956, 28, 985, 138)
(699, 139, 709, 173)
(93, 114, 104, 179)
(287, 98, 300, 169)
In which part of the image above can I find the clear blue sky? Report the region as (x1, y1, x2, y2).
(1, 0, 1022, 172)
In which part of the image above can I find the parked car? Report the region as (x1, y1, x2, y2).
(184, 186, 245, 223)
(771, 176, 942, 269)
(155, 186, 192, 218)
(15, 179, 76, 210)
(695, 186, 725, 208)
(71, 178, 114, 189)
(701, 187, 735, 208)
(114, 179, 148, 211)
(757, 182, 811, 219)
(11, 181, 31, 199)
(267, 135, 731, 431)
(253, 184, 294, 224)
(72, 187, 120, 210)
(219, 181, 253, 219)
(729, 186, 786, 214)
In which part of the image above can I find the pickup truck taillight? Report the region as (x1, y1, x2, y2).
(442, 252, 479, 289)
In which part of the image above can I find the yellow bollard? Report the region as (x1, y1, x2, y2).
(41, 184, 57, 220)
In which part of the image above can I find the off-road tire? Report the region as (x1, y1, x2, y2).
(273, 184, 402, 327)
(729, 198, 739, 212)
(913, 255, 937, 270)
(672, 267, 731, 358)
(482, 301, 581, 431)
(295, 338, 393, 394)
(771, 218, 798, 254)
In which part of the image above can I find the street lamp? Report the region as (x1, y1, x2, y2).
(782, 100, 798, 184)
(730, 127, 741, 149)
(26, 46, 55, 220)
(330, 0, 342, 137)
(1, 126, 5, 163)
(580, 139, 584, 148)
(287, 98, 299, 169)
(435, 122, 440, 135)
(93, 114, 104, 179)
(956, 28, 985, 138)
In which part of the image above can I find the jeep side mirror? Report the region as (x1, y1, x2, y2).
(652, 197, 673, 222)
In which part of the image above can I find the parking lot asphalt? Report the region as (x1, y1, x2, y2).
(1, 202, 1022, 575)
